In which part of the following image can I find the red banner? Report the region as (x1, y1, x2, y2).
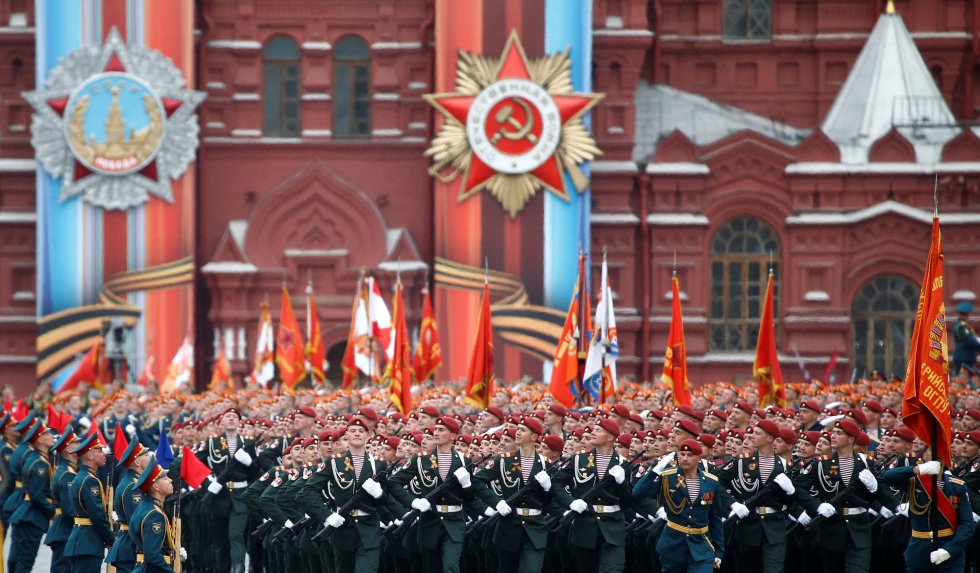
(386, 282, 413, 414)
(464, 282, 495, 410)
(306, 284, 326, 385)
(412, 286, 442, 383)
(754, 271, 786, 407)
(903, 217, 952, 466)
(549, 254, 587, 408)
(663, 275, 691, 406)
(275, 287, 305, 390)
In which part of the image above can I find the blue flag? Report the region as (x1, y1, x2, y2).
(156, 420, 174, 469)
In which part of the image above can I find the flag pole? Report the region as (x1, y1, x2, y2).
(599, 247, 608, 405)
(931, 174, 939, 548)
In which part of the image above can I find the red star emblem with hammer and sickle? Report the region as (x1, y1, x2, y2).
(427, 32, 603, 206)
(47, 52, 184, 183)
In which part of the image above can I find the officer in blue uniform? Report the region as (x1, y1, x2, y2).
(9, 420, 56, 573)
(46, 430, 80, 573)
(107, 437, 151, 573)
(881, 451, 976, 572)
(129, 457, 178, 573)
(633, 438, 725, 573)
(65, 432, 115, 573)
(954, 301, 980, 376)
(2, 415, 37, 531)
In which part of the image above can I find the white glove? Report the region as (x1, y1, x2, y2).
(111, 511, 119, 522)
(820, 414, 845, 427)
(858, 469, 878, 493)
(393, 518, 403, 527)
(898, 503, 909, 517)
(453, 466, 471, 488)
(817, 503, 836, 518)
(284, 519, 294, 529)
(918, 461, 941, 475)
(656, 507, 667, 520)
(533, 471, 551, 492)
(234, 448, 253, 467)
(125, 424, 136, 436)
(495, 500, 512, 516)
(326, 513, 345, 528)
(974, 512, 980, 523)
(362, 478, 383, 499)
(729, 502, 750, 520)
(180, 547, 187, 561)
(484, 507, 497, 517)
(879, 507, 894, 519)
(653, 452, 675, 475)
(931, 548, 951, 565)
(79, 416, 91, 429)
(798, 512, 811, 526)
(773, 473, 795, 495)
(569, 499, 588, 513)
(714, 558, 722, 568)
(608, 465, 626, 484)
(207, 481, 223, 495)
(412, 498, 432, 513)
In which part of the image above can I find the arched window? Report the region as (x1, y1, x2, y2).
(263, 35, 301, 137)
(723, 0, 771, 39)
(709, 217, 780, 351)
(333, 36, 371, 138)
(852, 275, 918, 378)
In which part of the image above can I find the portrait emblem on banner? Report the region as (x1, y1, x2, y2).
(23, 28, 205, 210)
(425, 31, 603, 218)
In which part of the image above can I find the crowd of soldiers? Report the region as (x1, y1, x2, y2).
(2, 367, 980, 573)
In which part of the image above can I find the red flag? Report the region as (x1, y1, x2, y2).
(754, 270, 786, 407)
(662, 274, 691, 406)
(903, 216, 953, 466)
(113, 423, 129, 461)
(3, 399, 10, 415)
(823, 350, 838, 384)
(341, 275, 366, 390)
(549, 254, 587, 408)
(11, 400, 27, 422)
(89, 422, 108, 449)
(209, 342, 232, 391)
(251, 300, 275, 386)
(59, 340, 109, 394)
(306, 282, 326, 385)
(179, 445, 213, 488)
(276, 286, 306, 390)
(464, 282, 495, 410)
(412, 286, 442, 383)
(385, 281, 414, 413)
(47, 405, 69, 433)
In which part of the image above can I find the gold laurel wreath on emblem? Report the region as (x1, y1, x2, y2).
(68, 89, 164, 169)
(424, 32, 603, 218)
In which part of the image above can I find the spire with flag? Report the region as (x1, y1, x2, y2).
(385, 276, 413, 413)
(412, 283, 442, 383)
(463, 273, 495, 410)
(754, 267, 786, 407)
(549, 251, 588, 408)
(662, 272, 691, 406)
(583, 249, 618, 403)
(276, 286, 305, 391)
(306, 281, 326, 385)
(902, 191, 952, 467)
(252, 299, 275, 386)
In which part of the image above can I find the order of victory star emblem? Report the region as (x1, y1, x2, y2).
(23, 28, 205, 210)
(425, 31, 603, 218)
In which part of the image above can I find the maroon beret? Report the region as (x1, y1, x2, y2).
(357, 407, 379, 421)
(835, 418, 861, 438)
(435, 416, 461, 434)
(799, 431, 821, 446)
(596, 418, 621, 437)
(298, 406, 317, 418)
(485, 406, 506, 422)
(675, 405, 705, 422)
(617, 434, 633, 448)
(734, 401, 754, 415)
(698, 433, 716, 449)
(847, 409, 867, 427)
(679, 439, 703, 456)
(863, 401, 883, 414)
(519, 417, 544, 435)
(674, 419, 699, 438)
(800, 401, 822, 414)
(892, 427, 915, 443)
(548, 404, 568, 417)
(754, 419, 780, 438)
(778, 428, 798, 445)
(346, 416, 371, 433)
(543, 435, 564, 452)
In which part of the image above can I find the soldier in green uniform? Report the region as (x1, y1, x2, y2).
(304, 417, 397, 573)
(130, 457, 181, 573)
(9, 420, 55, 573)
(107, 437, 152, 573)
(46, 430, 80, 573)
(473, 416, 554, 573)
(389, 415, 477, 573)
(65, 432, 115, 573)
(633, 438, 726, 573)
(552, 417, 633, 573)
(714, 419, 797, 572)
(954, 301, 980, 376)
(199, 407, 258, 573)
(881, 451, 975, 571)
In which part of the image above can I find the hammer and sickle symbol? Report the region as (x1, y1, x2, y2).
(490, 99, 538, 145)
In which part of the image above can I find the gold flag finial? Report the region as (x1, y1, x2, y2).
(885, 0, 896, 14)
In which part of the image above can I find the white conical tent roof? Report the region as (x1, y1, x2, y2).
(821, 6, 959, 164)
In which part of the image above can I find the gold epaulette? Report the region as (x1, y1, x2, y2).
(502, 451, 517, 458)
(661, 468, 677, 476)
(949, 477, 965, 485)
(739, 452, 752, 459)
(703, 471, 718, 481)
(818, 455, 831, 461)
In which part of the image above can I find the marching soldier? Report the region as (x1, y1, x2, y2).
(473, 416, 554, 573)
(65, 431, 115, 573)
(551, 417, 633, 573)
(47, 430, 80, 573)
(130, 456, 182, 572)
(0, 412, 17, 534)
(881, 451, 975, 571)
(389, 415, 477, 573)
(632, 438, 725, 573)
(107, 437, 152, 573)
(9, 420, 55, 573)
(2, 414, 37, 530)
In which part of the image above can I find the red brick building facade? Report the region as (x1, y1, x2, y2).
(1, 0, 979, 395)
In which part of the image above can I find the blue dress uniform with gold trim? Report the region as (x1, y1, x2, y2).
(46, 430, 80, 573)
(107, 438, 150, 573)
(881, 465, 976, 572)
(65, 433, 115, 573)
(1, 415, 38, 527)
(9, 421, 55, 573)
(129, 458, 175, 573)
(633, 465, 726, 573)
